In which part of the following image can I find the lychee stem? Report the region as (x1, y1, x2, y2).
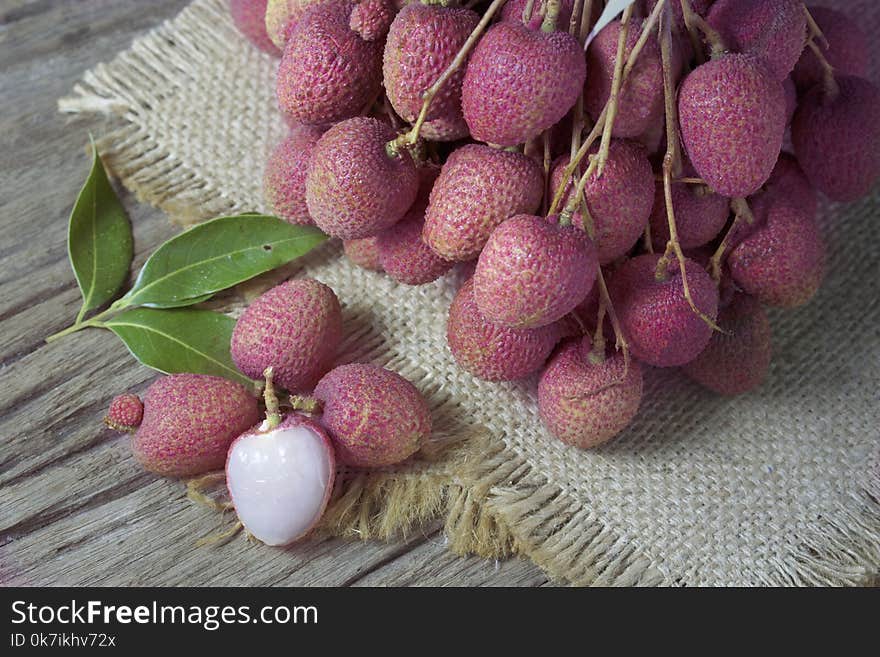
(643, 222, 654, 254)
(289, 395, 323, 414)
(521, 0, 536, 24)
(568, 0, 593, 159)
(679, 0, 726, 58)
(709, 197, 752, 284)
(541, 0, 561, 32)
(595, 3, 634, 176)
(678, 0, 705, 64)
(262, 367, 282, 430)
(804, 6, 829, 50)
(806, 39, 840, 102)
(542, 130, 552, 214)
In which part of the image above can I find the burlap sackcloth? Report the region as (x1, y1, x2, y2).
(59, 0, 880, 585)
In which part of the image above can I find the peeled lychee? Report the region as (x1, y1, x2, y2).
(608, 253, 719, 367)
(305, 117, 419, 239)
(131, 374, 260, 477)
(383, 4, 480, 142)
(793, 6, 869, 92)
(314, 363, 430, 468)
(538, 337, 643, 449)
(461, 20, 586, 146)
(423, 144, 543, 262)
(227, 413, 335, 546)
(104, 393, 144, 432)
(343, 237, 383, 272)
(706, 0, 807, 81)
(791, 75, 880, 202)
(584, 19, 664, 139)
(649, 180, 730, 250)
(230, 0, 280, 55)
(231, 278, 343, 391)
(447, 278, 559, 381)
(678, 54, 786, 198)
(473, 214, 598, 329)
(276, 1, 384, 126)
(682, 293, 772, 395)
(263, 125, 324, 225)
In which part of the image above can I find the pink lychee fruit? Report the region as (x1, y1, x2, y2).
(130, 374, 260, 477)
(314, 363, 431, 468)
(383, 4, 480, 142)
(793, 6, 869, 92)
(550, 139, 655, 264)
(423, 144, 543, 261)
(447, 278, 559, 381)
(754, 152, 817, 221)
(231, 278, 343, 391)
(265, 0, 327, 50)
(343, 237, 383, 272)
(584, 19, 664, 139)
(349, 0, 395, 41)
(461, 20, 586, 146)
(727, 200, 825, 308)
(473, 214, 598, 329)
(538, 336, 643, 449)
(706, 0, 807, 81)
(263, 125, 324, 225)
(227, 413, 335, 546)
(104, 393, 144, 433)
(230, 0, 280, 55)
(682, 293, 772, 396)
(608, 253, 719, 367)
(276, 1, 384, 126)
(305, 117, 419, 239)
(791, 75, 880, 202)
(648, 179, 730, 250)
(642, 0, 713, 33)
(678, 54, 786, 198)
(499, 0, 583, 32)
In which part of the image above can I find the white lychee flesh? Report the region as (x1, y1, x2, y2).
(227, 423, 334, 546)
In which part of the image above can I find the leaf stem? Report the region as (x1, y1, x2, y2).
(45, 318, 108, 343)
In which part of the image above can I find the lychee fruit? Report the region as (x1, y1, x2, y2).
(473, 214, 598, 329)
(538, 336, 643, 449)
(642, 0, 712, 33)
(265, 0, 326, 49)
(461, 20, 586, 146)
(447, 278, 559, 381)
(793, 6, 869, 92)
(276, 1, 384, 126)
(383, 4, 480, 142)
(349, 0, 395, 41)
(706, 0, 807, 81)
(422, 144, 543, 262)
(608, 253, 719, 367)
(263, 125, 324, 225)
(678, 54, 786, 198)
(227, 413, 335, 546)
(585, 19, 666, 139)
(649, 179, 730, 250)
(727, 200, 825, 308)
(682, 293, 772, 396)
(783, 76, 797, 125)
(230, 278, 343, 391)
(130, 374, 260, 477)
(343, 237, 383, 272)
(754, 152, 817, 221)
(230, 0, 280, 55)
(791, 75, 880, 202)
(499, 0, 582, 32)
(305, 117, 419, 239)
(313, 363, 430, 468)
(104, 393, 144, 432)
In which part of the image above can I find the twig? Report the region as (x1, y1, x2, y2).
(595, 4, 634, 175)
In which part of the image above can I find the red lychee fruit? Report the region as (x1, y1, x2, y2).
(230, 0, 280, 55)
(104, 393, 144, 433)
(793, 6, 869, 92)
(343, 237, 383, 272)
(263, 125, 324, 225)
(649, 180, 730, 250)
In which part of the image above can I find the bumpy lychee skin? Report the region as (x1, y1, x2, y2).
(550, 139, 654, 264)
(643, 0, 712, 32)
(538, 337, 643, 449)
(231, 278, 343, 391)
(474, 214, 598, 329)
(678, 54, 786, 198)
(649, 180, 730, 250)
(447, 278, 559, 381)
(230, 0, 279, 55)
(314, 363, 431, 468)
(263, 125, 324, 225)
(755, 153, 817, 221)
(499, 0, 580, 31)
(461, 21, 586, 146)
(383, 5, 480, 142)
(793, 6, 869, 92)
(305, 117, 419, 239)
(104, 393, 144, 432)
(682, 293, 772, 396)
(343, 237, 383, 272)
(266, 0, 328, 50)
(728, 201, 825, 308)
(792, 76, 880, 202)
(608, 253, 719, 367)
(276, 2, 383, 126)
(585, 20, 664, 139)
(423, 144, 543, 262)
(131, 374, 260, 477)
(349, 0, 394, 41)
(707, 0, 806, 81)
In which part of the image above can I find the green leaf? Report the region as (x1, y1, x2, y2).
(119, 215, 327, 308)
(67, 140, 133, 319)
(104, 307, 255, 388)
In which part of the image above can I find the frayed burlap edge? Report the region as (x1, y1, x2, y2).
(58, 0, 880, 586)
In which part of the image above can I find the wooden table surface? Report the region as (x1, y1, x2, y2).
(0, 0, 549, 586)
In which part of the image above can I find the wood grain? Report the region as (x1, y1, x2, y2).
(0, 0, 549, 587)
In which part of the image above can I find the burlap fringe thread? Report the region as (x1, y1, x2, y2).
(58, 0, 880, 586)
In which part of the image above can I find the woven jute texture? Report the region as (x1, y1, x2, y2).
(60, 0, 880, 585)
